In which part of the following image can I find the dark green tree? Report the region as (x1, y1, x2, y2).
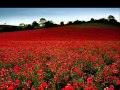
(19, 23, 26, 29)
(98, 18, 108, 23)
(25, 24, 34, 30)
(73, 20, 82, 24)
(108, 15, 115, 21)
(90, 18, 95, 22)
(67, 21, 73, 25)
(108, 15, 117, 23)
(60, 21, 64, 26)
(44, 21, 57, 28)
(19, 23, 25, 27)
(39, 18, 46, 27)
(32, 21, 39, 27)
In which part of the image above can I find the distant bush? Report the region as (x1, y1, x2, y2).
(32, 21, 39, 27)
(44, 21, 58, 28)
(67, 21, 73, 25)
(0, 25, 19, 32)
(25, 24, 34, 30)
(73, 20, 82, 24)
(60, 21, 64, 26)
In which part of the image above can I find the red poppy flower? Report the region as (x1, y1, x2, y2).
(65, 83, 74, 90)
(37, 70, 42, 75)
(84, 85, 89, 90)
(112, 70, 118, 74)
(79, 82, 84, 87)
(7, 85, 15, 90)
(38, 86, 44, 90)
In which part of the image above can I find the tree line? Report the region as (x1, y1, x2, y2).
(0, 15, 120, 32)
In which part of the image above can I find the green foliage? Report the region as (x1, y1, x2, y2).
(60, 21, 64, 26)
(82, 61, 98, 76)
(44, 70, 54, 83)
(39, 18, 47, 27)
(32, 21, 39, 27)
(2, 62, 14, 69)
(44, 21, 58, 28)
(101, 54, 115, 65)
(25, 24, 34, 30)
(67, 21, 73, 25)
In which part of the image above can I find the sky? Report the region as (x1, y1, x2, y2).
(0, 8, 120, 26)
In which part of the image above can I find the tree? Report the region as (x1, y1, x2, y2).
(90, 18, 95, 22)
(45, 21, 54, 27)
(25, 24, 34, 30)
(98, 18, 108, 23)
(108, 15, 117, 23)
(32, 21, 39, 27)
(19, 23, 25, 27)
(19, 23, 26, 30)
(67, 21, 73, 25)
(108, 15, 115, 21)
(39, 18, 46, 27)
(60, 21, 64, 26)
(73, 20, 82, 24)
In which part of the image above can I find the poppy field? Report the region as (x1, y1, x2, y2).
(0, 25, 120, 90)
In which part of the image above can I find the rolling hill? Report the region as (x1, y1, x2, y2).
(0, 25, 120, 41)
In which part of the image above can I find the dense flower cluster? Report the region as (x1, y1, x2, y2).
(0, 41, 120, 90)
